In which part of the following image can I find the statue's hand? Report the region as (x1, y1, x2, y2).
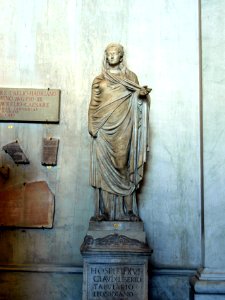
(139, 86, 152, 97)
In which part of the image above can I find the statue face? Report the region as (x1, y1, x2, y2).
(106, 47, 122, 66)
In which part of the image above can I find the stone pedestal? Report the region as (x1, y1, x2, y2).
(80, 221, 152, 300)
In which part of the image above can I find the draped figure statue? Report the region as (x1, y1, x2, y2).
(88, 43, 151, 221)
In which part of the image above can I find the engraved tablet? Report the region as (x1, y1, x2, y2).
(0, 88, 60, 122)
(3, 141, 29, 164)
(42, 138, 59, 166)
(87, 264, 144, 300)
(0, 181, 54, 228)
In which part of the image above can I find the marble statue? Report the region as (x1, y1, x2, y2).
(88, 43, 151, 221)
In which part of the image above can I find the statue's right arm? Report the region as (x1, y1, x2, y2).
(88, 76, 103, 138)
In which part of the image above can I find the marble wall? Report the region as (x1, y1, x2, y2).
(202, 0, 225, 269)
(0, 271, 82, 300)
(0, 0, 202, 299)
(190, 1, 225, 298)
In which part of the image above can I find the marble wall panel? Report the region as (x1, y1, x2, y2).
(150, 273, 193, 300)
(135, 1, 201, 267)
(202, 0, 225, 268)
(0, 271, 82, 300)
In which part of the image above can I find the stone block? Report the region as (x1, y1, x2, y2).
(80, 221, 152, 300)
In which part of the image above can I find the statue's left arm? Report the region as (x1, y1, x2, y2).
(126, 70, 152, 97)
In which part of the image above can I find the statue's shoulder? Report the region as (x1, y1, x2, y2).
(125, 69, 139, 84)
(92, 74, 104, 85)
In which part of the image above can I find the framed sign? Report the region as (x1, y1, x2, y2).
(0, 88, 60, 122)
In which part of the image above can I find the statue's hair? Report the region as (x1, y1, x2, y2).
(104, 43, 124, 57)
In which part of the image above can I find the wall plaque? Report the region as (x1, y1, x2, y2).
(0, 181, 54, 228)
(3, 141, 29, 164)
(0, 88, 60, 122)
(42, 138, 59, 166)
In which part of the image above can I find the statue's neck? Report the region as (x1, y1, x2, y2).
(108, 67, 121, 74)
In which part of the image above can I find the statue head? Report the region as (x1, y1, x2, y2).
(105, 43, 124, 59)
(103, 43, 125, 71)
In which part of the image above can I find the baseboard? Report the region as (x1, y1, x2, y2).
(152, 268, 196, 277)
(0, 264, 83, 274)
(191, 268, 225, 295)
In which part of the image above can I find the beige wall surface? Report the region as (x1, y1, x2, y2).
(0, 0, 201, 274)
(0, 0, 201, 299)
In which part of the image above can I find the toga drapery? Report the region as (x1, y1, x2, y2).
(88, 69, 150, 198)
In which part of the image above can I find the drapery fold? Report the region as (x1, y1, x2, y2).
(88, 69, 150, 197)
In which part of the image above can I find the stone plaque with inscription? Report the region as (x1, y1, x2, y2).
(3, 141, 29, 164)
(0, 88, 60, 122)
(81, 222, 152, 300)
(42, 138, 59, 166)
(0, 181, 54, 228)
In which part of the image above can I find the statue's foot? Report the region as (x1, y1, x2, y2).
(128, 210, 140, 222)
(97, 214, 109, 221)
(90, 214, 109, 222)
